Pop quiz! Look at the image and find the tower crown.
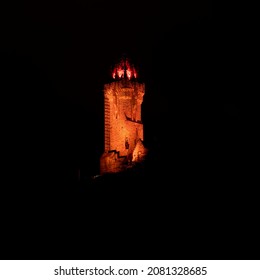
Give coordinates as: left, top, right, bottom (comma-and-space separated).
112, 56, 137, 80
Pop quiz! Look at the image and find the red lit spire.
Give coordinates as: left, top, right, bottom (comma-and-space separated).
112, 56, 137, 80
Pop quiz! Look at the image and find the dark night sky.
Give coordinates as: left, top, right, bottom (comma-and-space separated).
1, 1, 257, 260
1, 0, 215, 179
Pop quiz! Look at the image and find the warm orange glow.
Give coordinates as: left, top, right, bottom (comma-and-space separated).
100, 57, 147, 175
112, 57, 137, 80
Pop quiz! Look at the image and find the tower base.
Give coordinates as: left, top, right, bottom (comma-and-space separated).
100, 139, 148, 175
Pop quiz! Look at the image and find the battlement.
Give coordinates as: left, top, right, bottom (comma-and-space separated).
104, 79, 145, 101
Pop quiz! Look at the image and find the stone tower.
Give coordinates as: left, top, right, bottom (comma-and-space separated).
100, 57, 148, 174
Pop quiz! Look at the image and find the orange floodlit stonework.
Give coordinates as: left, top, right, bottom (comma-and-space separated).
100, 57, 148, 174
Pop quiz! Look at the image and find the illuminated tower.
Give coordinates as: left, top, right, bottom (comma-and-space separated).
100, 57, 148, 174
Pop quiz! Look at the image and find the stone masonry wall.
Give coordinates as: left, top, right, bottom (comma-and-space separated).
100, 78, 145, 174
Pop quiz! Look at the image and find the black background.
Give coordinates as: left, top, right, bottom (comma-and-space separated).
0, 0, 257, 260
